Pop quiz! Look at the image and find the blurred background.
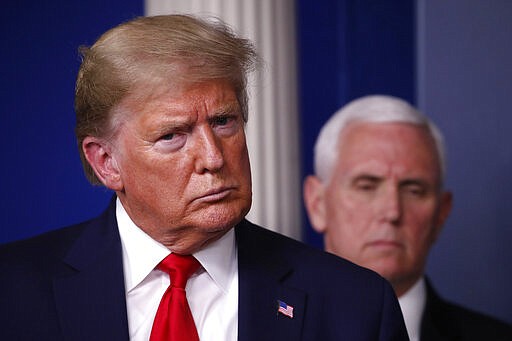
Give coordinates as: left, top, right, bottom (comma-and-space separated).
1, 0, 510, 325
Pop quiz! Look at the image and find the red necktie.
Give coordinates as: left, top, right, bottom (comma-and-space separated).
150, 253, 201, 341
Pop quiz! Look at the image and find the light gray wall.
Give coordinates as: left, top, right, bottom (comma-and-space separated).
417, 0, 512, 324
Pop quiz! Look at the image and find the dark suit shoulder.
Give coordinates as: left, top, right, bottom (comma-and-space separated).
0, 201, 127, 341
422, 279, 512, 341
236, 220, 409, 340
236, 219, 383, 280
0, 200, 117, 272
0, 222, 88, 273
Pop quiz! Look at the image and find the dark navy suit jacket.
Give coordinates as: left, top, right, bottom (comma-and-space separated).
420, 278, 512, 341
0, 201, 408, 340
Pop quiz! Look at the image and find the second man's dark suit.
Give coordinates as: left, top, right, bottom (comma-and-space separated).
421, 278, 512, 340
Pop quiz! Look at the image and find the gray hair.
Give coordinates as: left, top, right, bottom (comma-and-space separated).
314, 95, 446, 184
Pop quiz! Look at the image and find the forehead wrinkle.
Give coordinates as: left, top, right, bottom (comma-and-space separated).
201, 87, 240, 112
344, 158, 390, 178
348, 160, 441, 194
343, 155, 435, 182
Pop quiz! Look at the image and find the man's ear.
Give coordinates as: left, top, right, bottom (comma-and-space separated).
432, 190, 453, 241
82, 136, 123, 191
303, 175, 328, 233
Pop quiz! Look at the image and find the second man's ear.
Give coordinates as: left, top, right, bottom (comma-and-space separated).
303, 175, 328, 233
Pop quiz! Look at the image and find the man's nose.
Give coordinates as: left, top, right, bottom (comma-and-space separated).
194, 127, 224, 173
378, 186, 403, 225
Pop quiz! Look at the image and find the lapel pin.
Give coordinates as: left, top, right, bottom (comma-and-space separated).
277, 300, 294, 318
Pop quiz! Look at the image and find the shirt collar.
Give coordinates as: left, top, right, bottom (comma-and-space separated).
398, 277, 427, 341
194, 227, 237, 294
116, 198, 237, 294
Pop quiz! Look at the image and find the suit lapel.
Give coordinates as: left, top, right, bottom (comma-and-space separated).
53, 200, 129, 341
236, 220, 306, 341
421, 277, 458, 341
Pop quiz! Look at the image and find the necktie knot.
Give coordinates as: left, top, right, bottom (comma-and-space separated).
150, 253, 200, 341
158, 253, 200, 289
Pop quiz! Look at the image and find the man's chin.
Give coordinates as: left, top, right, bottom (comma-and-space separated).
361, 258, 404, 279
194, 209, 246, 231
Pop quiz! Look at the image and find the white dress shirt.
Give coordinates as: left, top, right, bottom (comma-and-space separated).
398, 277, 427, 341
116, 198, 239, 341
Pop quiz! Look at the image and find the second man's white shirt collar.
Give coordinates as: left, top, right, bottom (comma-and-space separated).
398, 277, 427, 341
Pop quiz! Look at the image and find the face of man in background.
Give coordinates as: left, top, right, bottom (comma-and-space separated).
84, 79, 252, 253
304, 122, 452, 296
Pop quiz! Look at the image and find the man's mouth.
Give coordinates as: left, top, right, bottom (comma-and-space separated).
195, 187, 234, 203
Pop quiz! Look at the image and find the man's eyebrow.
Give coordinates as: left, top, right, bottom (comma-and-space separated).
399, 178, 430, 187
348, 174, 383, 186
211, 103, 241, 116
401, 178, 423, 184
352, 174, 382, 182
150, 118, 193, 135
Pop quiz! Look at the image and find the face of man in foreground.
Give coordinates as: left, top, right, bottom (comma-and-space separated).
304, 122, 452, 296
84, 79, 252, 253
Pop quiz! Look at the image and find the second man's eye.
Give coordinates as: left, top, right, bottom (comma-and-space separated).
403, 185, 427, 197
353, 177, 380, 192
356, 182, 377, 191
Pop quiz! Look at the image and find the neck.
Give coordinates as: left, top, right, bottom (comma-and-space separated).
158, 228, 230, 254
392, 275, 423, 297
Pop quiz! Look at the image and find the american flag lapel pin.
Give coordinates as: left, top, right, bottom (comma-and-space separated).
277, 300, 294, 318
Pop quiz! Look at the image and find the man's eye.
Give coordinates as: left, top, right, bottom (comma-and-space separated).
212, 114, 241, 137
214, 116, 231, 126
403, 185, 426, 197
160, 133, 175, 141
354, 181, 377, 191
155, 132, 187, 152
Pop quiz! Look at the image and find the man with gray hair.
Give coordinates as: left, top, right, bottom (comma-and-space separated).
304, 95, 512, 340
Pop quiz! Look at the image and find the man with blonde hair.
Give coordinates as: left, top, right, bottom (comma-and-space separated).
0, 16, 408, 340
304, 94, 512, 340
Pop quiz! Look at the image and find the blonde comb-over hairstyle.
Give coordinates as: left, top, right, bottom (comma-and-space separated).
75, 14, 259, 185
